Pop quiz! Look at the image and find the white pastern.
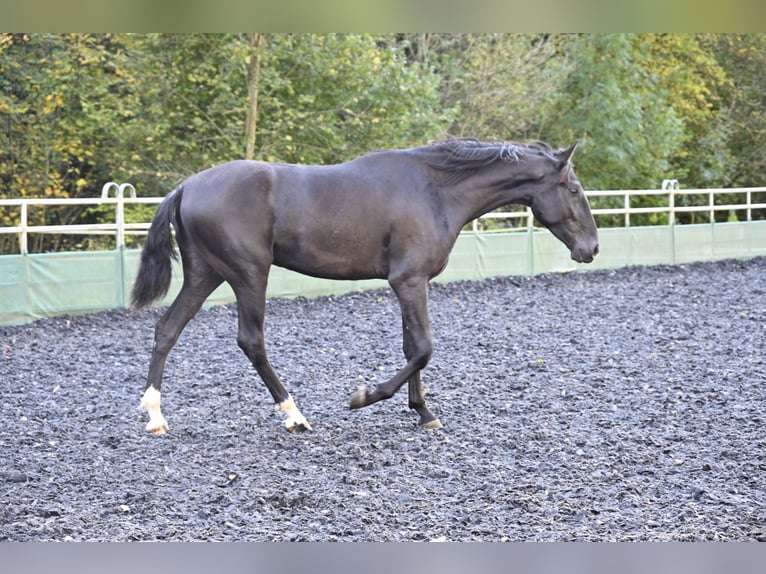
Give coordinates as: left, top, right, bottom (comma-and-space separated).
277, 394, 312, 432
141, 386, 169, 434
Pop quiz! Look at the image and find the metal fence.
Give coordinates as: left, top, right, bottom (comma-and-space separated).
3, 182, 766, 326
470, 180, 766, 233
2, 181, 765, 254
0, 183, 163, 254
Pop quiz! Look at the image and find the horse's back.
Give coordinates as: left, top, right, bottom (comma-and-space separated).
173, 153, 449, 281
180, 151, 424, 212
181, 160, 273, 207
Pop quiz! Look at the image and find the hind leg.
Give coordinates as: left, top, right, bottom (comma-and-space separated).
232, 269, 311, 433
142, 257, 223, 434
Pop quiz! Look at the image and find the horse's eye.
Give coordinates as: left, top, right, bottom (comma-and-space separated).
569, 187, 579, 194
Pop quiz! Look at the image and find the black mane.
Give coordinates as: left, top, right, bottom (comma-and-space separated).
426, 138, 555, 185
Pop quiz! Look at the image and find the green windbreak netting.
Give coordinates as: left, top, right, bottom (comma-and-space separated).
3, 221, 766, 326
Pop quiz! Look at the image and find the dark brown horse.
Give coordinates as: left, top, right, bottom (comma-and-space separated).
131, 139, 599, 434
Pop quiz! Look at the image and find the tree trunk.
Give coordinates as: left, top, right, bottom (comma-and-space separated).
245, 33, 262, 160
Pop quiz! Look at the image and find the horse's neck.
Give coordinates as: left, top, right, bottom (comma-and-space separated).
448, 174, 533, 229
410, 145, 539, 231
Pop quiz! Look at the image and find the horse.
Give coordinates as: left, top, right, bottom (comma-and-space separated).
130, 138, 599, 434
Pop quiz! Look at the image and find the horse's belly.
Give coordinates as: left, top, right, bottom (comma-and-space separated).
273, 237, 388, 281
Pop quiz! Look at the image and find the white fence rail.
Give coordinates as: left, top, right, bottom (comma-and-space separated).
0, 183, 163, 254
2, 182, 766, 255
471, 181, 766, 232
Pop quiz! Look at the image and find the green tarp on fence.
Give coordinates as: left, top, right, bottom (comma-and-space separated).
2, 221, 766, 326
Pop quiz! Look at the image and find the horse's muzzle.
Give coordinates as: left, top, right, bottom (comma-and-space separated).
571, 242, 599, 264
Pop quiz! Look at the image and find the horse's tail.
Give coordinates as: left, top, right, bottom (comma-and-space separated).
130, 185, 184, 310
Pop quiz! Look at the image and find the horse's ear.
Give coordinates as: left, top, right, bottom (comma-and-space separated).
556, 143, 577, 183
557, 142, 578, 168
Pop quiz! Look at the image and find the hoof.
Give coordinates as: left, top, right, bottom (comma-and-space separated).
349, 385, 368, 409
286, 421, 312, 434
278, 394, 312, 433
145, 420, 169, 435
141, 387, 168, 435
420, 417, 443, 430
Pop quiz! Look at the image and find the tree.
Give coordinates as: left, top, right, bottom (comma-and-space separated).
641, 34, 731, 188
250, 34, 454, 165
4, 33, 766, 253
708, 34, 766, 188
544, 34, 687, 194
121, 33, 453, 180
0, 33, 143, 251
244, 33, 262, 160
435, 33, 572, 142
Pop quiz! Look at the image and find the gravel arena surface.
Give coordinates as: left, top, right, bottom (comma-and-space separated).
1, 257, 765, 541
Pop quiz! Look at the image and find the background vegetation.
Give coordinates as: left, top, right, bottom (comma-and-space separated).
2, 33, 766, 252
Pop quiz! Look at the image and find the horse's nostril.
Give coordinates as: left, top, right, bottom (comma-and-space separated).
593, 243, 600, 256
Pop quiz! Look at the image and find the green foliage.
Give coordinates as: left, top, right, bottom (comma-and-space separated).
706, 34, 766, 189
0, 33, 144, 252
543, 34, 687, 191
252, 34, 454, 164
2, 32, 766, 252
644, 34, 732, 187
119, 33, 453, 183
434, 33, 572, 142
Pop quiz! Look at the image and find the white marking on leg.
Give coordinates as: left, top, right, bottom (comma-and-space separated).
277, 394, 312, 432
141, 387, 169, 434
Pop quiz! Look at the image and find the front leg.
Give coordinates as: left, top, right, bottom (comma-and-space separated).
407, 370, 442, 429
401, 297, 442, 427
277, 394, 313, 433
350, 275, 439, 428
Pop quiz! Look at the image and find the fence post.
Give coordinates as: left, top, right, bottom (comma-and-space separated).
662, 180, 679, 225
19, 203, 28, 255
101, 182, 136, 307
662, 179, 679, 265
101, 182, 136, 249
526, 206, 534, 276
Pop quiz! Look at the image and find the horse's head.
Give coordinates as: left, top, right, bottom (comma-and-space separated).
529, 143, 599, 263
